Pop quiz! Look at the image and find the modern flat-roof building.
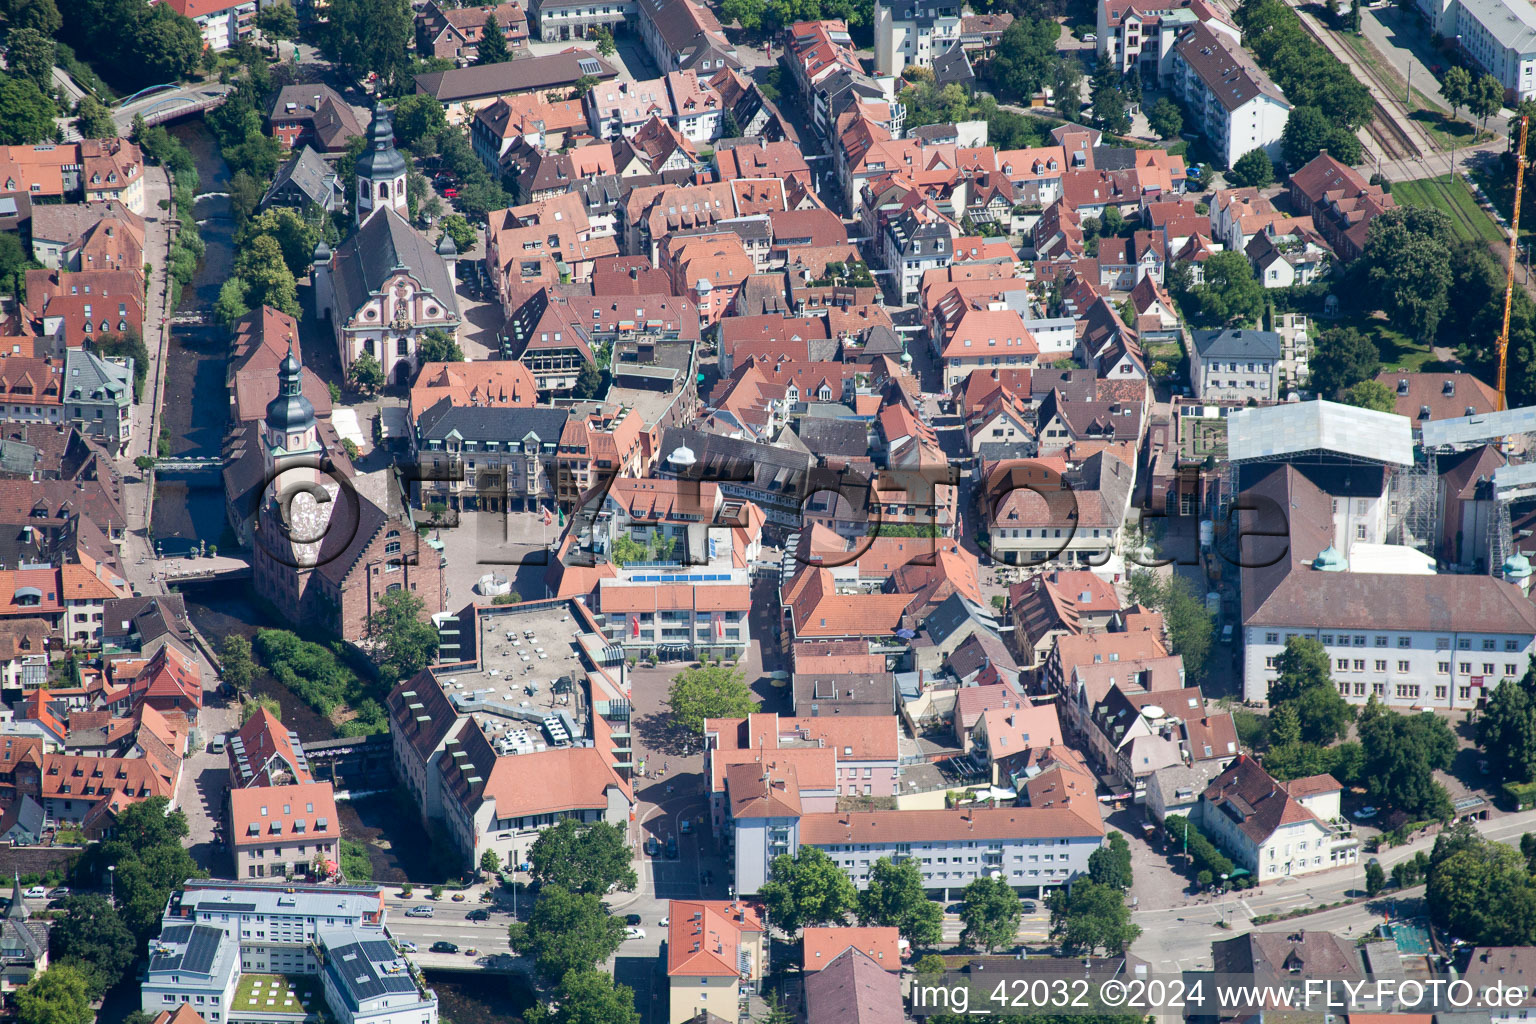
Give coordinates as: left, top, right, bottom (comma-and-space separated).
1454, 0, 1536, 102
142, 882, 429, 1024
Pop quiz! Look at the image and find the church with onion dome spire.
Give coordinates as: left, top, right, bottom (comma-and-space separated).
313, 103, 463, 388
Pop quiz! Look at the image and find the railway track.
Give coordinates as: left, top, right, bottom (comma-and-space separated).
1286, 2, 1425, 163
1367, 98, 1419, 162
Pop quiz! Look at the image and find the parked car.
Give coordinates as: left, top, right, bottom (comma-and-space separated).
406, 905, 434, 918
397, 941, 418, 953
466, 908, 490, 921
430, 941, 459, 953
679, 818, 692, 835
665, 835, 678, 859
625, 914, 643, 926
625, 927, 646, 939
47, 888, 69, 900
443, 187, 459, 199
1356, 806, 1379, 819
23, 887, 45, 900
645, 836, 659, 857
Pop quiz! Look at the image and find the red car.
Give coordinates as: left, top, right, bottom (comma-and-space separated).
443, 187, 459, 198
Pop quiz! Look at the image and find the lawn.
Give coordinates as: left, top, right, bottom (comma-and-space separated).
1329, 310, 1442, 372
1391, 176, 1506, 244
232, 974, 323, 1017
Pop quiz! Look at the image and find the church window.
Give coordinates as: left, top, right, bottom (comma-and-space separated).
379, 182, 389, 198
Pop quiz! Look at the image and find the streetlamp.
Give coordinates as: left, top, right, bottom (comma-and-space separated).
108, 864, 116, 907
1220, 874, 1230, 926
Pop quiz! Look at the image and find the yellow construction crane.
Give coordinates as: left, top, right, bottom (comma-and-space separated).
1499, 114, 1530, 411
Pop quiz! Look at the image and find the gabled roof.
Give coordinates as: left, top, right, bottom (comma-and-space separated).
329, 208, 460, 324
803, 947, 906, 1024
666, 900, 763, 977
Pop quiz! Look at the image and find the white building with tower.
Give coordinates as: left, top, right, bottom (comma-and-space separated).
314, 104, 464, 386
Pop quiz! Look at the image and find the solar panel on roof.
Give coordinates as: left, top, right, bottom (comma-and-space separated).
159, 925, 193, 943
360, 940, 396, 962
182, 926, 222, 975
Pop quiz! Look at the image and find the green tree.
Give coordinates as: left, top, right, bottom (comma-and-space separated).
240, 207, 322, 280
527, 970, 640, 1024
1363, 205, 1456, 342
1148, 97, 1183, 139
480, 850, 501, 876
1364, 859, 1385, 895
526, 819, 639, 895
322, 0, 414, 89
507, 885, 626, 981
595, 26, 616, 57
348, 351, 385, 395
214, 277, 252, 329
1282, 106, 1333, 166
721, 0, 768, 30
1471, 73, 1504, 127
1478, 666, 1536, 784
367, 588, 440, 683
220, 634, 256, 695
1088, 831, 1133, 890
1050, 880, 1140, 955
665, 664, 760, 734
986, 16, 1060, 102
48, 895, 134, 999
14, 965, 92, 1024
760, 846, 857, 933
233, 234, 301, 318
1426, 828, 1536, 945
1269, 637, 1355, 744
1357, 697, 1456, 820
1441, 65, 1473, 121
138, 3, 204, 82
1190, 251, 1265, 327
857, 857, 943, 947
73, 95, 116, 140
0, 71, 57, 145
5, 27, 53, 89
476, 12, 510, 64
959, 875, 1022, 953
417, 327, 464, 364
1088, 62, 1130, 133
394, 92, 449, 156
573, 360, 605, 400
1227, 148, 1275, 188
2, 0, 61, 35
1049, 57, 1084, 116
437, 212, 476, 253
1344, 378, 1397, 412
256, 0, 297, 37
1309, 326, 1381, 398
241, 695, 282, 724
1144, 573, 1214, 680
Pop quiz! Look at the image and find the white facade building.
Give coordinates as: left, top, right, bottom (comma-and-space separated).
874, 0, 964, 75
1454, 0, 1536, 102
1169, 23, 1290, 168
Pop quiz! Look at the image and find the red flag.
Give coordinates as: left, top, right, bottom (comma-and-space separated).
716, 613, 724, 639
542, 508, 553, 526
631, 615, 640, 638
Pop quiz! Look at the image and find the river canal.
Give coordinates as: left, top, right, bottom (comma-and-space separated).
147, 121, 532, 1024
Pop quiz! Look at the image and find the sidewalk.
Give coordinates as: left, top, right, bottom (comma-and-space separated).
117, 162, 177, 598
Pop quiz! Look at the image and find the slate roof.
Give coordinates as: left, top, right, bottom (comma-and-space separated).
1192, 327, 1281, 359
329, 208, 460, 324
416, 402, 568, 446
1174, 23, 1289, 112
415, 51, 619, 102
262, 146, 342, 210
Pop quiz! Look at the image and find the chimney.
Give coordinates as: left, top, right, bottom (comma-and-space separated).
1397, 379, 1409, 395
